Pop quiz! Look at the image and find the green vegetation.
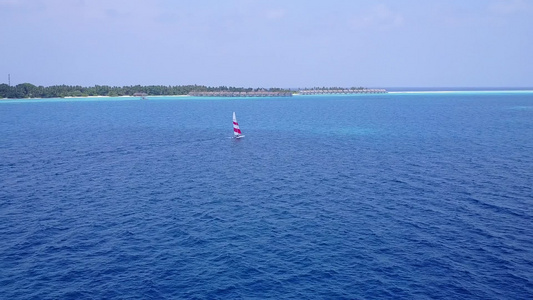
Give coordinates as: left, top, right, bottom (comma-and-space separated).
0, 83, 293, 99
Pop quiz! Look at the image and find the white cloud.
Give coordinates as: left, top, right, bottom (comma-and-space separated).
488, 0, 531, 15
265, 8, 286, 20
0, 0, 45, 13
348, 4, 404, 31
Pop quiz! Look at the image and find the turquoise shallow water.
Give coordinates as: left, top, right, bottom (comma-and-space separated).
1, 92, 532, 299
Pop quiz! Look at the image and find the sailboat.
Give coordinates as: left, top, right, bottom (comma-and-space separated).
233, 112, 245, 139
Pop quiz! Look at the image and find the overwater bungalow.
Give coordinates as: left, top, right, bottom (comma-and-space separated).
298, 89, 387, 95
188, 91, 292, 97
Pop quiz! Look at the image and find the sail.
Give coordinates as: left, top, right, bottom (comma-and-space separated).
233, 112, 243, 137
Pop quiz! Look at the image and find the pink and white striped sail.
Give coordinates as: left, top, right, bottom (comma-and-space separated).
233, 112, 244, 138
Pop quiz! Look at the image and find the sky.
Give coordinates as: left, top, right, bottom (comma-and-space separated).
1, 0, 532, 88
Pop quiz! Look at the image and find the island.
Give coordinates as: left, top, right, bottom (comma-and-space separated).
0, 83, 386, 99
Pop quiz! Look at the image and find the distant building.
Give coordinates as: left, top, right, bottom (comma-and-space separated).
188, 91, 292, 97
133, 92, 148, 99
298, 88, 387, 95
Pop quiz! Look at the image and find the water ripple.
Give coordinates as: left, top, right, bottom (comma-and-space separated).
1, 95, 532, 299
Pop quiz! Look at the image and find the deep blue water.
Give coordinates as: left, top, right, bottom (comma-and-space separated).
1, 92, 532, 299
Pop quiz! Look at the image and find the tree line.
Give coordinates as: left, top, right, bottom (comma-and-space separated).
0, 83, 292, 99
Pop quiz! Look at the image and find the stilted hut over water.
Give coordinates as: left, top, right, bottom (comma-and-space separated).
188, 91, 292, 97
298, 89, 387, 95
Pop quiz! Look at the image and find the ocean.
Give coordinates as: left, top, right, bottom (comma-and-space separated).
1, 92, 532, 299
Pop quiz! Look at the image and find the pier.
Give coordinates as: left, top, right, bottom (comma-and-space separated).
188, 91, 292, 97
298, 88, 387, 95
